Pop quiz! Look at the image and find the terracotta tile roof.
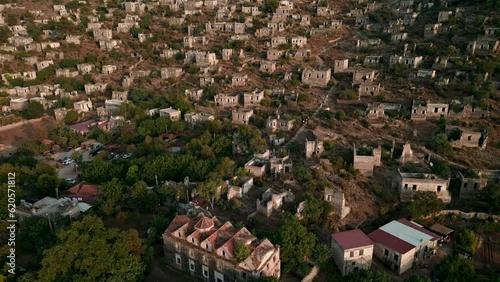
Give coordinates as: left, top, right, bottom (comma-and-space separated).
164, 214, 279, 272
195, 215, 215, 230
332, 229, 373, 250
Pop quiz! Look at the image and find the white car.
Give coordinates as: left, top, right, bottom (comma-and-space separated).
62, 158, 74, 165
66, 178, 77, 184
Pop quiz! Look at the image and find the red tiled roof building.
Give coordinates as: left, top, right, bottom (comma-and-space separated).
163, 213, 281, 281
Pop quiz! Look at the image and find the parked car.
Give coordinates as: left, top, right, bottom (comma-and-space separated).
112, 154, 121, 160
66, 178, 77, 185
62, 158, 74, 165
58, 156, 71, 163
122, 153, 132, 159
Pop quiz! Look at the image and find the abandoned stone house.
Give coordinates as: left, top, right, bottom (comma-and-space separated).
167, 17, 185, 26
260, 61, 277, 73
102, 65, 117, 75
267, 22, 286, 32
99, 40, 120, 51
305, 140, 324, 158
185, 88, 204, 101
365, 103, 386, 119
160, 107, 182, 121
221, 49, 233, 60
9, 98, 28, 111
397, 170, 451, 203
93, 29, 113, 41
184, 112, 215, 126
243, 90, 264, 107
77, 63, 94, 74
410, 100, 449, 121
416, 69, 436, 79
74, 99, 93, 113
255, 27, 275, 37
437, 10, 452, 22
244, 151, 270, 177
363, 56, 382, 66
161, 68, 184, 79
334, 59, 349, 73
242, 6, 260, 16
432, 56, 448, 70
266, 115, 295, 132
231, 74, 248, 87
359, 82, 382, 97
232, 109, 253, 125
448, 103, 489, 119
35, 60, 54, 71
183, 36, 207, 48
84, 83, 107, 95
391, 32, 408, 43
294, 49, 310, 60
117, 22, 138, 33
267, 49, 285, 61
163, 214, 281, 282
257, 188, 295, 217
86, 22, 103, 31
324, 188, 350, 219
111, 91, 128, 101
352, 69, 376, 84
290, 36, 307, 47
206, 22, 245, 34
124, 1, 146, 13
8, 36, 33, 47
467, 39, 499, 55
389, 55, 423, 69
459, 170, 500, 199
214, 94, 238, 108
54, 107, 68, 121
302, 68, 331, 87
446, 126, 488, 149
104, 99, 124, 113
353, 145, 382, 176
270, 36, 288, 48
269, 155, 293, 177
424, 23, 449, 39
227, 177, 254, 200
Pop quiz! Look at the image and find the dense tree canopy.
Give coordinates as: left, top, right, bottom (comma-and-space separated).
347, 268, 390, 282
438, 256, 476, 282
38, 216, 146, 282
276, 215, 316, 273
405, 191, 443, 219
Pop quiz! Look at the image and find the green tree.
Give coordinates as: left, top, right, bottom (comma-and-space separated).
405, 191, 443, 220
18, 216, 60, 259
0, 26, 12, 43
234, 242, 251, 262
277, 215, 316, 273
478, 182, 500, 214
432, 133, 453, 155
312, 243, 332, 267
455, 229, 480, 253
347, 268, 390, 282
96, 178, 126, 215
431, 160, 451, 178
404, 275, 431, 282
23, 101, 45, 119
438, 256, 476, 282
300, 195, 333, 226
197, 179, 221, 210
64, 111, 79, 124
128, 181, 159, 212
294, 166, 313, 183
38, 216, 145, 282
